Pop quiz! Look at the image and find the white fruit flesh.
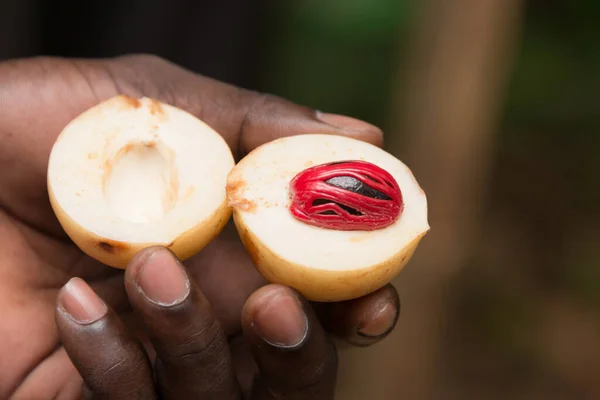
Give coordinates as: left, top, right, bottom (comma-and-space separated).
48, 95, 234, 268
227, 134, 429, 302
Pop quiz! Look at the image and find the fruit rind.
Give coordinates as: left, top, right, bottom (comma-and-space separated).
233, 209, 426, 302
49, 184, 231, 269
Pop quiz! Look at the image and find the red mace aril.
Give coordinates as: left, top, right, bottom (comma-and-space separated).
288, 160, 404, 231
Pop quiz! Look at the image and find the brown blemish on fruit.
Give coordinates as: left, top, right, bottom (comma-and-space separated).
98, 240, 128, 253
227, 178, 246, 194
234, 199, 256, 213
88, 152, 98, 160
120, 140, 157, 154
149, 98, 164, 116
227, 179, 256, 213
122, 95, 141, 109
102, 140, 156, 174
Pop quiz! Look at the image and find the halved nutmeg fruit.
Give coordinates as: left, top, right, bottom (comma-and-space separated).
47, 95, 235, 269
227, 134, 429, 302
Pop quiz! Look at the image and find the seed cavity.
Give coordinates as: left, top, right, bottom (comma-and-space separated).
103, 140, 179, 224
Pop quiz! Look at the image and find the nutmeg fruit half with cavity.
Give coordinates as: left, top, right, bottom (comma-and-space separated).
227, 134, 429, 302
47, 95, 235, 269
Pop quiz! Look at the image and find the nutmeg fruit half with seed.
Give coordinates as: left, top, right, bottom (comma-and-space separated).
47, 95, 235, 269
227, 134, 429, 302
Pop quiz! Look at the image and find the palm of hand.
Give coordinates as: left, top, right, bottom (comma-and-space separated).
1, 219, 262, 398
0, 57, 265, 398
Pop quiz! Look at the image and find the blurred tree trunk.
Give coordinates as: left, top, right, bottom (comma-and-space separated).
335, 0, 523, 399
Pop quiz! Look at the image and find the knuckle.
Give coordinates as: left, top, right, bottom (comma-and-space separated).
245, 91, 289, 115
161, 319, 228, 368
271, 341, 339, 397
98, 350, 147, 381
237, 90, 301, 140
107, 53, 179, 102
114, 53, 168, 66
98, 358, 128, 378
309, 342, 339, 383
85, 349, 151, 396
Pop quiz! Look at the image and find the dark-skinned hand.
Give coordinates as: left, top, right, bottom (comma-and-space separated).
0, 55, 401, 400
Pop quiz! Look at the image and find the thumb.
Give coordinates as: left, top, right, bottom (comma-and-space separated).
240, 102, 384, 156
106, 54, 383, 158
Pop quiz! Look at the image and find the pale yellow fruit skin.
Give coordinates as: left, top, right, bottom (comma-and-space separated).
232, 208, 428, 302
48, 183, 231, 269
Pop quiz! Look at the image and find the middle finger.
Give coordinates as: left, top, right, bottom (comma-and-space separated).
124, 246, 241, 400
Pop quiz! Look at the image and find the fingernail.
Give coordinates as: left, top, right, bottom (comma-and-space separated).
357, 301, 398, 338
135, 248, 190, 306
59, 278, 107, 324
253, 289, 308, 348
316, 111, 382, 133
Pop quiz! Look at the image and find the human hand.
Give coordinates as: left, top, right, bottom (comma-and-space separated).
56, 246, 401, 399
0, 55, 400, 399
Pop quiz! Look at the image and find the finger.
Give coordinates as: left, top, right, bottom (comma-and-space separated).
124, 246, 241, 400
237, 98, 384, 155
242, 285, 338, 400
317, 284, 401, 347
55, 277, 156, 400
107, 54, 384, 156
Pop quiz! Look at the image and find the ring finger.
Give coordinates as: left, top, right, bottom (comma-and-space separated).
56, 278, 157, 400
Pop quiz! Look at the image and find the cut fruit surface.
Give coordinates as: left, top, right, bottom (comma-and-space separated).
47, 95, 234, 268
227, 134, 429, 302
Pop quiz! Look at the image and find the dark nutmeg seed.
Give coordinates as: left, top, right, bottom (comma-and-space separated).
325, 176, 392, 200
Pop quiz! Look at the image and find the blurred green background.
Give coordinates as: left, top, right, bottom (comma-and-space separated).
255, 1, 600, 399
258, 0, 414, 126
